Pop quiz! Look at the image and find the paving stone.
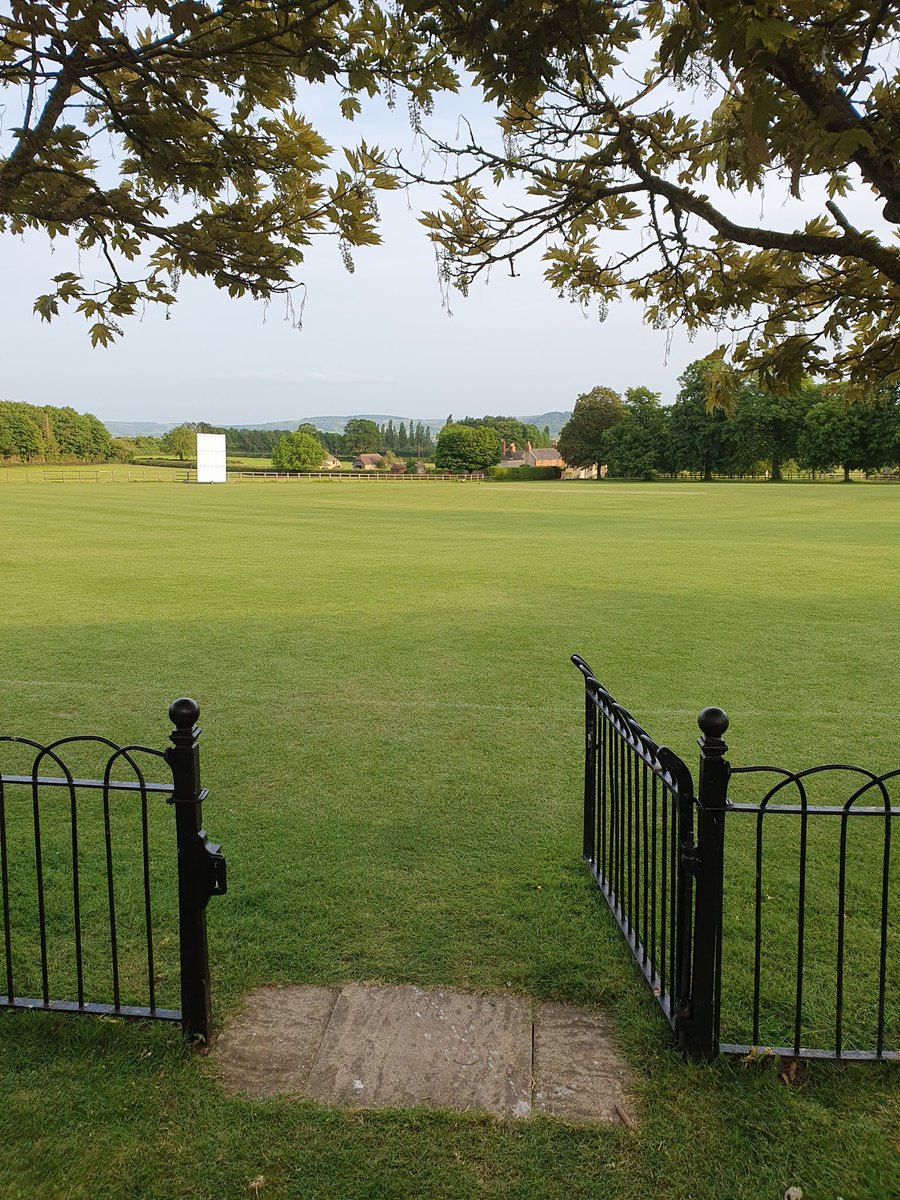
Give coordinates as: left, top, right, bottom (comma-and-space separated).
533, 1001, 636, 1125
305, 984, 533, 1118
214, 984, 338, 1097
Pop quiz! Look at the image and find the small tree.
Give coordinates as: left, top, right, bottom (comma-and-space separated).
435, 423, 501, 472
557, 387, 625, 470
161, 424, 197, 462
272, 431, 327, 471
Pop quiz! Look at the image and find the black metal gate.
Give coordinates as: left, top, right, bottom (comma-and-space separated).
573, 655, 898, 1063
0, 699, 226, 1042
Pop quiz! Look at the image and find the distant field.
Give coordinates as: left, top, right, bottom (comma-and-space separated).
0, 481, 897, 1200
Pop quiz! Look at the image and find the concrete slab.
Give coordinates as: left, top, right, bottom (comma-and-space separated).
214, 984, 338, 1097
533, 1001, 636, 1124
212, 984, 636, 1126
305, 984, 533, 1118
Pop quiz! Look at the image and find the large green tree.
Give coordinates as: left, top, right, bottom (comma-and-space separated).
557, 387, 625, 469
272, 430, 327, 471
344, 418, 383, 455
602, 387, 669, 479
668, 363, 730, 480
414, 1, 900, 396
798, 387, 900, 480
434, 422, 501, 471
0, 1, 452, 343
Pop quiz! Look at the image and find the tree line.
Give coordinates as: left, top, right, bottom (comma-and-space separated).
0, 400, 112, 463
558, 363, 900, 482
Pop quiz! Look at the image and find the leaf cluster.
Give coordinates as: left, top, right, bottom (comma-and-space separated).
409, 1, 900, 395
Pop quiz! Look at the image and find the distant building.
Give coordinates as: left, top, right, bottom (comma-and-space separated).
524, 445, 564, 468
562, 463, 600, 480
352, 453, 383, 470
500, 440, 565, 470
322, 453, 342, 470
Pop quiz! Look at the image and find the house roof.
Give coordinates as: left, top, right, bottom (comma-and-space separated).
354, 453, 383, 465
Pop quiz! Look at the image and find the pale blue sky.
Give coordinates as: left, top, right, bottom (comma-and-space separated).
0, 77, 884, 426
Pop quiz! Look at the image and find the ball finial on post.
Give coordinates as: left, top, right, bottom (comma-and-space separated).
697, 707, 729, 739
169, 697, 200, 729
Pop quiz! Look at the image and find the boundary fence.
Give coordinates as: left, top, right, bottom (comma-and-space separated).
0, 700, 225, 1042
572, 655, 898, 1062
0, 468, 484, 484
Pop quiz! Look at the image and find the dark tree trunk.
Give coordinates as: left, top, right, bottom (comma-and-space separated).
771, 454, 782, 481
843, 464, 851, 482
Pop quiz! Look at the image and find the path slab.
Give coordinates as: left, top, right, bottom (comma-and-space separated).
306, 984, 533, 1118
214, 984, 338, 1097
533, 1001, 635, 1124
213, 983, 636, 1126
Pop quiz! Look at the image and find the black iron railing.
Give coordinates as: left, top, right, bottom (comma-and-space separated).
721, 763, 898, 1061
572, 656, 898, 1063
572, 654, 697, 1045
0, 699, 225, 1042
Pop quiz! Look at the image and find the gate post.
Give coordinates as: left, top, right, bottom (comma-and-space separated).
583, 684, 597, 863
165, 698, 225, 1044
684, 706, 730, 1061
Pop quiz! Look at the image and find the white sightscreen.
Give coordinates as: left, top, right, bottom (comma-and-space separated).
196, 433, 227, 483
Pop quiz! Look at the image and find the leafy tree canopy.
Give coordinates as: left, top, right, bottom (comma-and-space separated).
557, 386, 625, 468
344, 418, 383, 455
0, 399, 111, 462
272, 429, 327, 471
0, 1, 455, 344
413, 1, 900, 396
160, 423, 198, 461
434, 422, 501, 471
7, 0, 900, 398
459, 415, 547, 447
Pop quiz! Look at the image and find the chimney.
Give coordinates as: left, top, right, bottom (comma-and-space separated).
526, 441, 532, 452
501, 439, 506, 456
510, 441, 517, 454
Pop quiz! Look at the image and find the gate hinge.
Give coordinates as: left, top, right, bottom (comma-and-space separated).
681, 842, 700, 875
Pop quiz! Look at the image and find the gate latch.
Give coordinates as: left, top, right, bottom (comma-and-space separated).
199, 832, 227, 901
681, 841, 700, 875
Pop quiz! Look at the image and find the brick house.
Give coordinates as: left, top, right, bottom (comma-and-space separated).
499, 440, 565, 469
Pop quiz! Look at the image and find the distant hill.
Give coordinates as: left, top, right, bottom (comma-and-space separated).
104, 412, 572, 439
105, 420, 178, 437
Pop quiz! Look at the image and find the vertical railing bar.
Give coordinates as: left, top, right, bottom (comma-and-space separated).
794, 801, 809, 1056
753, 811, 764, 1047
598, 715, 607, 881
835, 811, 849, 1056
31, 774, 49, 1004
660, 783, 668, 1005
642, 760, 650, 964
102, 774, 121, 1010
619, 726, 626, 915
583, 688, 596, 865
614, 724, 619, 902
650, 771, 658, 974
875, 810, 891, 1057
68, 777, 84, 1007
138, 770, 156, 1013
626, 746, 633, 933
669, 786, 677, 1019
0, 778, 13, 999
633, 754, 641, 952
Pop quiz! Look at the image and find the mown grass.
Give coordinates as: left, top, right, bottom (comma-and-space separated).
0, 480, 897, 1200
